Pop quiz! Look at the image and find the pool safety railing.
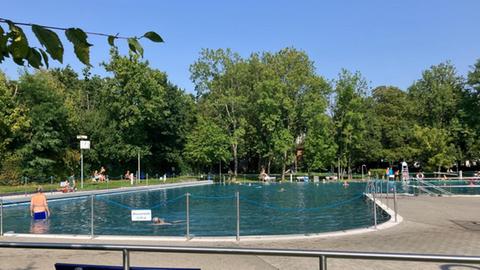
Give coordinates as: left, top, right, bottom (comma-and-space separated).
0, 242, 479, 270
0, 187, 388, 240
421, 179, 453, 195
365, 180, 399, 224
411, 179, 454, 196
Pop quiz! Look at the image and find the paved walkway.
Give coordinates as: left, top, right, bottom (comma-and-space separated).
0, 196, 479, 269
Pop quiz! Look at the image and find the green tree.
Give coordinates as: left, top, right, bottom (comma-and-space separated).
15, 71, 71, 179
408, 62, 464, 128
301, 84, 336, 171
461, 59, 480, 160
371, 86, 415, 163
184, 117, 231, 172
0, 71, 31, 184
190, 48, 248, 178
412, 125, 456, 171
407, 62, 465, 169
331, 70, 369, 179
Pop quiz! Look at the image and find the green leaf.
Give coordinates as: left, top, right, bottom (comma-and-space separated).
0, 26, 5, 62
128, 38, 143, 57
0, 34, 7, 53
12, 57, 24, 65
65, 28, 92, 46
143, 31, 164, 43
31, 24, 64, 63
7, 22, 29, 60
65, 28, 92, 66
39, 48, 49, 68
73, 44, 91, 66
108, 35, 115, 46
27, 47, 42, 69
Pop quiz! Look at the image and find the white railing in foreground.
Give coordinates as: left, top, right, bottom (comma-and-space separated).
0, 242, 479, 270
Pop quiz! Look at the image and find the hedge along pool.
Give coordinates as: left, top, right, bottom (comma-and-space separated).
2, 182, 390, 237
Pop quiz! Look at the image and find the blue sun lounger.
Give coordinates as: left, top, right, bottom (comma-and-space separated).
55, 263, 200, 270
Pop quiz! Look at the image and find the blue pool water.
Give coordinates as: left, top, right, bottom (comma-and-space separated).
3, 183, 389, 237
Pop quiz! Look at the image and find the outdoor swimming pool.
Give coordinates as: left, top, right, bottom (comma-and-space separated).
2, 182, 390, 237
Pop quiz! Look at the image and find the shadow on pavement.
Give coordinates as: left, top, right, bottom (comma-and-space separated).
440, 264, 480, 270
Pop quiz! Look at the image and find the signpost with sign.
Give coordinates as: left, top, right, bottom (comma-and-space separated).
131, 209, 152, 221
77, 135, 89, 189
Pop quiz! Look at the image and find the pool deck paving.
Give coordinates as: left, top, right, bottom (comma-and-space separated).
0, 189, 479, 269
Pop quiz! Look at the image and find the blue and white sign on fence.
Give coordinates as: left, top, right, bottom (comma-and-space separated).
131, 209, 152, 221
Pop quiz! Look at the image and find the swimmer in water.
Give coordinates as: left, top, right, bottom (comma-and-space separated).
152, 217, 185, 225
279, 188, 285, 192
343, 181, 349, 187
152, 217, 171, 225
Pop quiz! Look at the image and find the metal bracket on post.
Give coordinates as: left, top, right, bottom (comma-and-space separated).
319, 255, 327, 270
123, 249, 130, 270
373, 188, 377, 229
236, 191, 240, 241
90, 195, 94, 239
386, 181, 390, 208
394, 186, 398, 223
0, 198, 3, 236
186, 193, 190, 240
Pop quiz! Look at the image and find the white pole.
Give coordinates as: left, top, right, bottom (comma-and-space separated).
373, 188, 377, 229
394, 186, 398, 223
137, 151, 140, 183
236, 191, 240, 241
186, 193, 190, 240
81, 149, 84, 189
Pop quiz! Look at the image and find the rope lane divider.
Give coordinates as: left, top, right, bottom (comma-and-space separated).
96, 194, 186, 210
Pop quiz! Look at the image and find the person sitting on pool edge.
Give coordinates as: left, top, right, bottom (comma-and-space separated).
30, 186, 50, 220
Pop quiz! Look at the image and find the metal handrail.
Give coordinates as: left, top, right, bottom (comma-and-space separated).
0, 242, 479, 270
418, 179, 453, 195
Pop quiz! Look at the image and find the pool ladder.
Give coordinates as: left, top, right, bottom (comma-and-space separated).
416, 179, 453, 196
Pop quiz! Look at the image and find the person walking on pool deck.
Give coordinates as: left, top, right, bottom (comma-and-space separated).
30, 186, 50, 220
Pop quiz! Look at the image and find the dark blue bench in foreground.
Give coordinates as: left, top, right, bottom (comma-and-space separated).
55, 263, 200, 270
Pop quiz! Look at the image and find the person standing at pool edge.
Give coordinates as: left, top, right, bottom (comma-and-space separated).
30, 186, 50, 220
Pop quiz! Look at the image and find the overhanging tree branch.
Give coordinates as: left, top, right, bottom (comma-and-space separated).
0, 17, 164, 68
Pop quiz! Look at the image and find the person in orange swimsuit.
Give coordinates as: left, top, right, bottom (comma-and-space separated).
30, 186, 50, 220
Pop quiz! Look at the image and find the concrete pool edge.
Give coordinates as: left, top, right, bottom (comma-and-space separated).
2, 192, 403, 242
1, 180, 213, 205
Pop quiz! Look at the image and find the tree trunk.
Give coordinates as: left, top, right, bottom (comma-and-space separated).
232, 143, 238, 179
219, 160, 222, 182
348, 154, 352, 180
281, 150, 287, 181
267, 156, 271, 175
337, 157, 341, 180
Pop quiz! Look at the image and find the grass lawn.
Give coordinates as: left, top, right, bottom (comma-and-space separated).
0, 176, 200, 196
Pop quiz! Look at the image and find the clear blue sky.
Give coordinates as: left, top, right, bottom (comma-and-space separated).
2, 0, 479, 92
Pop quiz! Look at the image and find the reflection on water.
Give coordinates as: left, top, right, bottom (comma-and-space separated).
30, 219, 50, 234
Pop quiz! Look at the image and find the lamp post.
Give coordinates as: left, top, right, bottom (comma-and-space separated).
361, 164, 367, 181
77, 135, 90, 189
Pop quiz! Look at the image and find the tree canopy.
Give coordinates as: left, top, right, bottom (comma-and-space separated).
1, 45, 480, 183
